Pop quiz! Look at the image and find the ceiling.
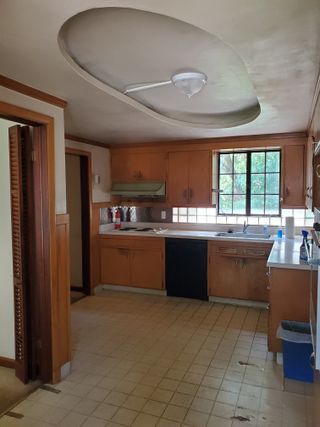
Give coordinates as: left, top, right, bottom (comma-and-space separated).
0, 1, 320, 144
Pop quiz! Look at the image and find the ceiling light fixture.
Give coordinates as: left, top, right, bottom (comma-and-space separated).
124, 71, 208, 98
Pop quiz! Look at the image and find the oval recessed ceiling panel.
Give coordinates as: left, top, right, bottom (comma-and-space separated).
59, 7, 260, 129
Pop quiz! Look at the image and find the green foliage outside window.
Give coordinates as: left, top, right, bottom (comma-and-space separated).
218, 150, 281, 216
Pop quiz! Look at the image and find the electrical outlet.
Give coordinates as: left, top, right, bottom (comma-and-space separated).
161, 211, 166, 220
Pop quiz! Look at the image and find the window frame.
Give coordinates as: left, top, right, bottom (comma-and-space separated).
217, 149, 281, 217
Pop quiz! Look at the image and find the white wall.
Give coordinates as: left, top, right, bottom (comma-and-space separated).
0, 119, 21, 358
65, 139, 111, 203
0, 87, 66, 359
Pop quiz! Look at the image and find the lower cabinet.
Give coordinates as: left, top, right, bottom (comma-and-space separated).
208, 241, 272, 302
100, 236, 164, 290
268, 268, 313, 352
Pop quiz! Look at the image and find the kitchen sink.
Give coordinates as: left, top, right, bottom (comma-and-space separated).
216, 231, 270, 239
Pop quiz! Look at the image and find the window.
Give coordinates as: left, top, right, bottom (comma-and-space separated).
218, 150, 281, 216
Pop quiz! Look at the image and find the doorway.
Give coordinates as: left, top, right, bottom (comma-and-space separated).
65, 148, 91, 298
0, 117, 49, 413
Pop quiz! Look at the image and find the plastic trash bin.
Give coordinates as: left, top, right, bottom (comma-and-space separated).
277, 320, 314, 383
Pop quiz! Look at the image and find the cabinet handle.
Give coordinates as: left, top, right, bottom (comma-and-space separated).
189, 188, 193, 199
285, 187, 290, 197
243, 249, 266, 257
119, 248, 129, 256
316, 164, 320, 178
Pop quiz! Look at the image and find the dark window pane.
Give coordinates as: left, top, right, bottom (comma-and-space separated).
219, 174, 233, 194
233, 195, 246, 214
219, 195, 233, 214
234, 174, 246, 194
251, 152, 265, 173
265, 195, 279, 215
266, 151, 280, 173
234, 153, 247, 173
266, 173, 280, 194
251, 174, 265, 194
220, 153, 233, 174
251, 195, 265, 214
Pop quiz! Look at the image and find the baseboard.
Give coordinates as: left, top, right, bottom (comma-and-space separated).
96, 284, 167, 296
209, 296, 269, 309
0, 356, 15, 369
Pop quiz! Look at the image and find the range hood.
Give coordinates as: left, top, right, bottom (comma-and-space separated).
111, 181, 166, 198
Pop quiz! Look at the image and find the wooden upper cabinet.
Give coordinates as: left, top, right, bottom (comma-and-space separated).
167, 151, 189, 205
111, 151, 166, 182
167, 150, 211, 206
282, 144, 306, 208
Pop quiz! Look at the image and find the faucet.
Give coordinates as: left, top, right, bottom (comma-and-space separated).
243, 221, 249, 233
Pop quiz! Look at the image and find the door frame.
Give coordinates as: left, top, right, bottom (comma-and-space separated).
0, 101, 56, 383
65, 147, 92, 295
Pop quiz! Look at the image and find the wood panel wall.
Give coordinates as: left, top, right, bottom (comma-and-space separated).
52, 214, 70, 383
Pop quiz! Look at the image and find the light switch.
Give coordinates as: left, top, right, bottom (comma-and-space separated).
161, 211, 166, 220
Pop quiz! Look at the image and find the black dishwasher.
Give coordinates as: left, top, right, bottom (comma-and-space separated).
165, 238, 208, 300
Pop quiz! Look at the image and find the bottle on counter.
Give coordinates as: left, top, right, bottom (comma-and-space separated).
114, 208, 121, 230
277, 227, 283, 239
299, 230, 309, 261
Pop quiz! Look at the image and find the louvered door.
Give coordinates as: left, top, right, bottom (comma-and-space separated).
9, 125, 30, 383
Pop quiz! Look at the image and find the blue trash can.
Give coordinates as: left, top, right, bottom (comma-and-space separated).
277, 320, 314, 383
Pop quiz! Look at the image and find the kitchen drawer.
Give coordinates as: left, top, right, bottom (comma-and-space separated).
131, 237, 164, 250
100, 236, 132, 249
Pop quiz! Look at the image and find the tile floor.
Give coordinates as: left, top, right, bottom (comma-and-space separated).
0, 367, 39, 416
0, 290, 318, 426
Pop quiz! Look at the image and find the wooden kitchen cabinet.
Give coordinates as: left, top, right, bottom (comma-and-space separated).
100, 247, 130, 285
268, 268, 313, 353
111, 151, 166, 182
131, 249, 163, 289
100, 236, 164, 290
208, 241, 272, 302
282, 144, 306, 208
167, 150, 211, 206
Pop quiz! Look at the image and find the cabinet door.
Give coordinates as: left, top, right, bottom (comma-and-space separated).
167, 151, 189, 205
209, 255, 248, 299
100, 247, 130, 285
131, 249, 163, 289
111, 152, 166, 182
188, 151, 211, 206
268, 268, 311, 352
282, 145, 306, 208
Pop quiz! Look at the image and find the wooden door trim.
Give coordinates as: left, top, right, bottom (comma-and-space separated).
0, 100, 57, 383
0, 75, 67, 109
65, 148, 93, 295
65, 134, 109, 149
0, 356, 16, 369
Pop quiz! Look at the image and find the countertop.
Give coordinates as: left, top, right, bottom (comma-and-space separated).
100, 225, 317, 270
267, 237, 316, 270
100, 226, 275, 244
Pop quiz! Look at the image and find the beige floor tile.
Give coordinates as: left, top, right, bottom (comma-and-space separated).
111, 407, 138, 426
162, 404, 188, 423
92, 403, 118, 421
1, 292, 311, 427
216, 390, 239, 406
122, 395, 147, 411
207, 415, 232, 427
131, 413, 158, 427
58, 411, 88, 427
82, 416, 108, 427
156, 419, 181, 427
143, 400, 167, 417
151, 388, 174, 403
104, 391, 127, 407
184, 409, 209, 427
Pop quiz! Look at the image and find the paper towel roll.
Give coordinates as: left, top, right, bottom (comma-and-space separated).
285, 216, 295, 239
